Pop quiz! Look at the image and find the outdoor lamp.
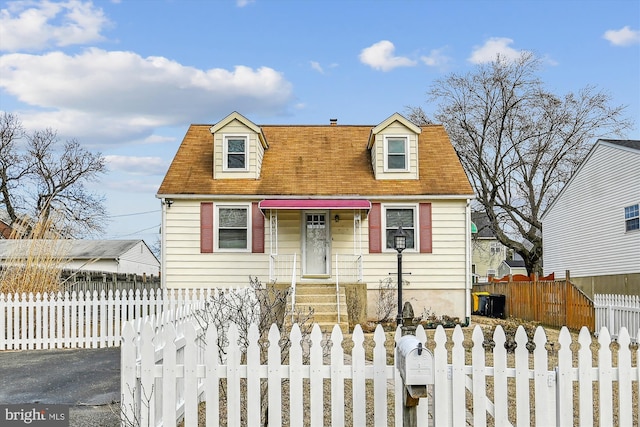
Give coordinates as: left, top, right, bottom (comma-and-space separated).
394, 226, 406, 326
394, 226, 406, 253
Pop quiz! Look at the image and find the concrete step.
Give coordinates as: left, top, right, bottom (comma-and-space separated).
286, 283, 350, 333
294, 285, 341, 295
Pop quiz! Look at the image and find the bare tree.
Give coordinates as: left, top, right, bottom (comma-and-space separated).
407, 53, 633, 275
0, 113, 108, 238
0, 113, 28, 224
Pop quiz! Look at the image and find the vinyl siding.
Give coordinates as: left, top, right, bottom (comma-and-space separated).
164, 200, 268, 288
165, 199, 469, 291
361, 201, 467, 289
472, 239, 508, 278
371, 122, 419, 180
118, 242, 160, 276
213, 119, 261, 179
543, 143, 640, 278
65, 259, 119, 273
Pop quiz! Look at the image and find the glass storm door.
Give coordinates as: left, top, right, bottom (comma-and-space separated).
304, 212, 329, 275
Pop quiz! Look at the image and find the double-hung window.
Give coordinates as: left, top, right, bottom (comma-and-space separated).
217, 205, 249, 250
490, 242, 502, 255
625, 204, 639, 232
385, 136, 408, 171
224, 135, 248, 170
385, 207, 416, 250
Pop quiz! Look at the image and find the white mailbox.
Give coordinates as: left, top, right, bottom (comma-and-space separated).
396, 335, 434, 386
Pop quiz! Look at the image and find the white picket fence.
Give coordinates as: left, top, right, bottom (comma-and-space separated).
121, 317, 640, 427
0, 288, 244, 350
595, 293, 640, 343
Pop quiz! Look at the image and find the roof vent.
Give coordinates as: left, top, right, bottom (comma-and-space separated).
330, 118, 337, 126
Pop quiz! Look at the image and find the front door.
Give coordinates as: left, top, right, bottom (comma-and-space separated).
304, 212, 329, 276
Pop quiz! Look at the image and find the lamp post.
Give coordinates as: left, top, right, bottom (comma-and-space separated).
394, 226, 407, 326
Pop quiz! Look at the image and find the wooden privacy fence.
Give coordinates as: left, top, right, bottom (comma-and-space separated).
0, 287, 248, 350
473, 276, 595, 332
595, 293, 640, 343
122, 316, 639, 427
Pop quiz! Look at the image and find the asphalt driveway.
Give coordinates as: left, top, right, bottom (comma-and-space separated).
0, 347, 121, 426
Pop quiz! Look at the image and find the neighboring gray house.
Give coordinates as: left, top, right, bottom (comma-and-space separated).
0, 239, 160, 276
542, 139, 640, 297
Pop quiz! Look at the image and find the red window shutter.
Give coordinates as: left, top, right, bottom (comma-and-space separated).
200, 202, 214, 253
252, 202, 264, 253
369, 203, 382, 253
419, 203, 432, 253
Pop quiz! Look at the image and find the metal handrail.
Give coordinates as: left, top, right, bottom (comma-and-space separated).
290, 254, 297, 322
335, 254, 341, 324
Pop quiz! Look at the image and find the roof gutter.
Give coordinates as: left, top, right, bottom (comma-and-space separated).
156, 193, 476, 201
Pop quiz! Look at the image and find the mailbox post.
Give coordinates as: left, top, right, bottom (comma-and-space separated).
394, 226, 407, 326
396, 334, 434, 427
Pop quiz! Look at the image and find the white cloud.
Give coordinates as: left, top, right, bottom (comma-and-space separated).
309, 61, 339, 74
468, 37, 525, 64
0, 0, 110, 52
420, 48, 451, 69
142, 135, 176, 144
603, 26, 640, 46
310, 61, 324, 74
103, 178, 162, 194
236, 0, 255, 7
105, 155, 169, 176
0, 48, 294, 143
359, 40, 416, 72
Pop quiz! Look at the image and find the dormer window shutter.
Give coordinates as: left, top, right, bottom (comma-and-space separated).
419, 203, 432, 253
252, 202, 264, 253
200, 202, 214, 253
368, 203, 382, 253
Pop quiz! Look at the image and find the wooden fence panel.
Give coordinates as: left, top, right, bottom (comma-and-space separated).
473, 278, 595, 332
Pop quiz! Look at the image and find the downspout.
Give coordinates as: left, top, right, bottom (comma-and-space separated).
463, 199, 472, 326
160, 198, 167, 289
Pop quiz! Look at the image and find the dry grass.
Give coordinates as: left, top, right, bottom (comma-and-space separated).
0, 215, 69, 294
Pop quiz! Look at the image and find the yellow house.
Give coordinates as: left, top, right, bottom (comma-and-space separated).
157, 112, 474, 328
471, 211, 511, 282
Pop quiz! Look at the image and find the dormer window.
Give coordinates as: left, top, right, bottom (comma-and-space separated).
385, 136, 409, 171
224, 135, 248, 170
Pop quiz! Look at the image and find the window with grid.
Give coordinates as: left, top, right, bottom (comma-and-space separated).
385, 137, 408, 171
625, 204, 639, 232
217, 206, 248, 249
385, 207, 415, 249
224, 135, 247, 170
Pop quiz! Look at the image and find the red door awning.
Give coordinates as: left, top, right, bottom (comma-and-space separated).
258, 199, 371, 210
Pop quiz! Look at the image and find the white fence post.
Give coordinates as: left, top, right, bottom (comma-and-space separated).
595, 293, 640, 343
119, 315, 639, 427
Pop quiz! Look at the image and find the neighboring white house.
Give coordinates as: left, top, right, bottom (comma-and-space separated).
0, 239, 160, 276
542, 139, 640, 297
496, 258, 527, 279
157, 112, 475, 324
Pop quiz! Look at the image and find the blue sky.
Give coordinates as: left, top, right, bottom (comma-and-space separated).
1, 0, 639, 246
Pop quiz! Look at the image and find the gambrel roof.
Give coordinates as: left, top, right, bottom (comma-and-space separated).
157, 121, 473, 197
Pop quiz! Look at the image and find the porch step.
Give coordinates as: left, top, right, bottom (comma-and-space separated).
287, 284, 349, 334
